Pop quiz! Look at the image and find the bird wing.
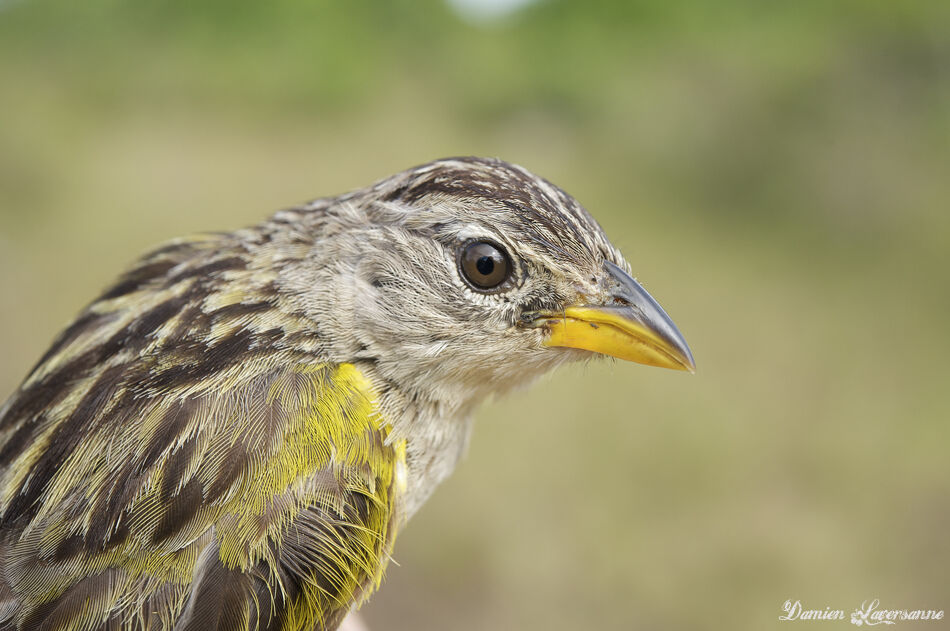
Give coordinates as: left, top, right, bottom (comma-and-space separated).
0, 358, 403, 631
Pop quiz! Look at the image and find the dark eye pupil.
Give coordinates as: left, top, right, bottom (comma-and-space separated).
459, 241, 512, 292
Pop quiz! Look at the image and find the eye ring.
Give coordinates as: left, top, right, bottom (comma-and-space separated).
457, 240, 513, 293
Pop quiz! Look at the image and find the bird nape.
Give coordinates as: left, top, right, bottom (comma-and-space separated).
0, 157, 693, 631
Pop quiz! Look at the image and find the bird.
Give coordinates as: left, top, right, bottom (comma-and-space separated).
0, 157, 694, 631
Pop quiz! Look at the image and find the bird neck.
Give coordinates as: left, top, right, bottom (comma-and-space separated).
357, 361, 478, 523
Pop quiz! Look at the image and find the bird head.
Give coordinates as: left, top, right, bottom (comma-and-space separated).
278, 157, 694, 415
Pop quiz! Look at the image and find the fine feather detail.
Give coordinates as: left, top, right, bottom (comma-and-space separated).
0, 359, 400, 631
0, 230, 401, 630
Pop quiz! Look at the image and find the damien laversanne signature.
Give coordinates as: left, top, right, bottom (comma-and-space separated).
780, 599, 945, 625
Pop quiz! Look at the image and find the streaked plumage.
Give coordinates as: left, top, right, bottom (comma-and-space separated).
0, 157, 693, 630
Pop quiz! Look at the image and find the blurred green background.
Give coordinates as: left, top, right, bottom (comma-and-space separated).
1, 0, 948, 629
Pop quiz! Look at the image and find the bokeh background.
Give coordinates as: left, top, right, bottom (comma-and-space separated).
1, 1, 948, 629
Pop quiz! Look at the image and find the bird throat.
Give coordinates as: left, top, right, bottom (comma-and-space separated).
359, 364, 478, 523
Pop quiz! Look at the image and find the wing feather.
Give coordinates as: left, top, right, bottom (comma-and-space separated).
0, 236, 401, 630
0, 360, 401, 631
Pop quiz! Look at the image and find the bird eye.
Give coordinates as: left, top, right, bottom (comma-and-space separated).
458, 241, 512, 292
